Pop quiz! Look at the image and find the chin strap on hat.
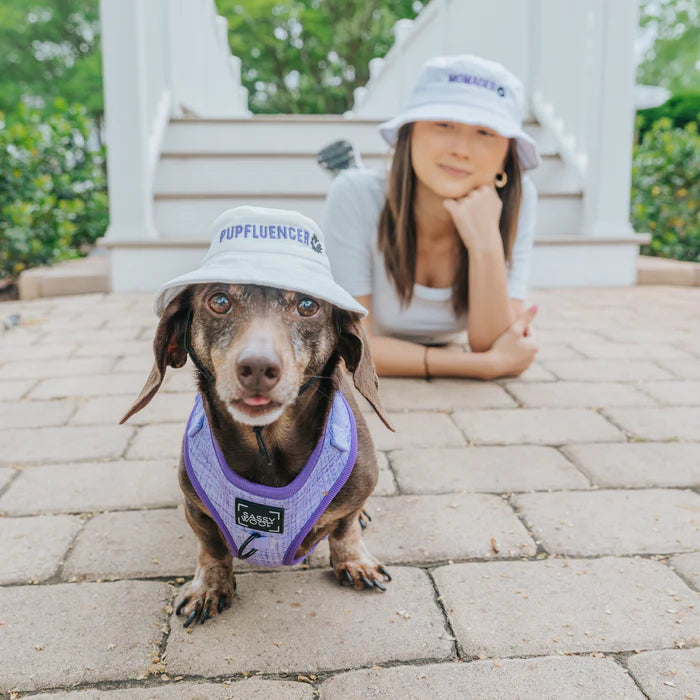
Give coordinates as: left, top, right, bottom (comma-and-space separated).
184, 310, 215, 383
252, 426, 272, 467
251, 375, 318, 468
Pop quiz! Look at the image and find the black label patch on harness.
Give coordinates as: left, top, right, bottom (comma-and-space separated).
235, 498, 284, 533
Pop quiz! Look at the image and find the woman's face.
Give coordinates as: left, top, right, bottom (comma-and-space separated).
410, 121, 510, 199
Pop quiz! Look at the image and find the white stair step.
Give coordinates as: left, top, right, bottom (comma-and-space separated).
154, 192, 582, 239
104, 232, 648, 293
155, 195, 328, 234
535, 195, 583, 235
154, 155, 386, 195
155, 154, 578, 196
163, 117, 554, 156
164, 117, 390, 154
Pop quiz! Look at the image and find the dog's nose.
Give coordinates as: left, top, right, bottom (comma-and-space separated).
236, 351, 281, 392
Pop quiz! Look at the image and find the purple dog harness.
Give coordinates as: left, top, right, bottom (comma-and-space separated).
184, 391, 357, 567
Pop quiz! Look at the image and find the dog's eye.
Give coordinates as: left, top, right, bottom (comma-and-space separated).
297, 298, 319, 317
208, 293, 232, 314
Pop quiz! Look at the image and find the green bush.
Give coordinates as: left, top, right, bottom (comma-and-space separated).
636, 92, 700, 140
0, 98, 108, 282
631, 117, 700, 262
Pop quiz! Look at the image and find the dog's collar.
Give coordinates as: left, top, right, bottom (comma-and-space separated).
184, 309, 215, 383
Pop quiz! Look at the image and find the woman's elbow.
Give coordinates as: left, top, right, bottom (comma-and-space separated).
468, 339, 493, 354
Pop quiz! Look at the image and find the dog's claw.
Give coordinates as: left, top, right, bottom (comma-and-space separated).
175, 597, 190, 616
378, 566, 392, 582
183, 610, 199, 628
200, 603, 211, 624
359, 574, 373, 589
358, 509, 372, 530
175, 570, 235, 629
343, 570, 353, 585
372, 579, 387, 592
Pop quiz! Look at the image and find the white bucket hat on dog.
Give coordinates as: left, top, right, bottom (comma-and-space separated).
379, 54, 540, 171
154, 206, 367, 317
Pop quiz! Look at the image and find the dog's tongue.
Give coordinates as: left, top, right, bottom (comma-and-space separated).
243, 396, 271, 406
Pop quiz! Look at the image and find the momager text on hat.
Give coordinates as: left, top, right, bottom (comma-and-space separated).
154, 206, 367, 317
379, 54, 541, 171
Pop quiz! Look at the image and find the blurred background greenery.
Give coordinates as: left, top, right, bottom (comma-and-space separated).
0, 0, 698, 284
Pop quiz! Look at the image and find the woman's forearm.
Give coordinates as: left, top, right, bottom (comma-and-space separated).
466, 242, 514, 352
367, 334, 496, 379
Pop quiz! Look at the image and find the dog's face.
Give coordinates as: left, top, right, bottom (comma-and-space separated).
121, 283, 391, 429
188, 283, 337, 425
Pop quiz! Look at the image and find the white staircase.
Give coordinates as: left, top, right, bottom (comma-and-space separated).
110, 113, 620, 292
99, 0, 648, 293
155, 115, 581, 233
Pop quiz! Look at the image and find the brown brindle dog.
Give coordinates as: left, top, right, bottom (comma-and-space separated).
121, 282, 393, 627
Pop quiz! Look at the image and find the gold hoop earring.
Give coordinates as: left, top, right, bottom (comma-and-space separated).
495, 172, 508, 189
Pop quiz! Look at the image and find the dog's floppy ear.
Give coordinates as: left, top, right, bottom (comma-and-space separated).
335, 310, 393, 431
120, 290, 191, 424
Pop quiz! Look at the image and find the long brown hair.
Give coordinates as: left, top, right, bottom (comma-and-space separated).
377, 123, 522, 316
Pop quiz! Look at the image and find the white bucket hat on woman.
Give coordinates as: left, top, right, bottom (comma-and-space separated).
379, 54, 540, 171
153, 206, 367, 317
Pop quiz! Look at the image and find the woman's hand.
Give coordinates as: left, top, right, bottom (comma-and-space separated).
484, 305, 539, 378
443, 185, 503, 252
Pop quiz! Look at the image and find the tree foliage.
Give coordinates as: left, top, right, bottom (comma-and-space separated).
0, 0, 102, 121
637, 0, 700, 92
0, 99, 108, 281
632, 117, 700, 262
217, 0, 424, 114
636, 91, 700, 140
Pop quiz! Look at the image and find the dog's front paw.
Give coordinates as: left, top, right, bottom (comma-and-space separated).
175, 567, 236, 628
333, 555, 391, 592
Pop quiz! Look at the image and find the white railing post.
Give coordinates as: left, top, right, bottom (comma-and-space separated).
99, 0, 157, 242
165, 0, 184, 117
527, 0, 540, 113
582, 0, 638, 236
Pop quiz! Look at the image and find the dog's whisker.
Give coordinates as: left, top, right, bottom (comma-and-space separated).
314, 387, 334, 401
299, 381, 334, 402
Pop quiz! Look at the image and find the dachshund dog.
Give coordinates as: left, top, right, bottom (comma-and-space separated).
121, 282, 392, 627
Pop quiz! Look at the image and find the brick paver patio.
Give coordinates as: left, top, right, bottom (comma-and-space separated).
0, 286, 698, 699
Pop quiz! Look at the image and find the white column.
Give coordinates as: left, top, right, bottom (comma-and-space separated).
582, 0, 638, 236
99, 0, 158, 242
